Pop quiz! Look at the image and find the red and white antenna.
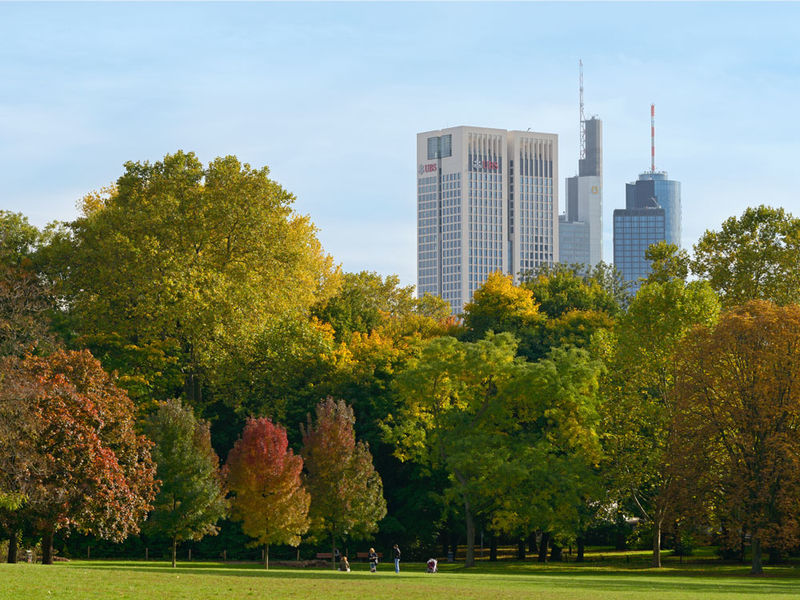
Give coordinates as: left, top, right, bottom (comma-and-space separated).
579, 60, 586, 160
650, 103, 656, 172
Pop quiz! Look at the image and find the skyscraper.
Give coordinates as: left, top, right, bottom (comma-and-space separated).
559, 116, 603, 268
613, 105, 681, 291
417, 126, 558, 314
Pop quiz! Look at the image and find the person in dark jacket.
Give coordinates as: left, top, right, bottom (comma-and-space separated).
393, 544, 401, 573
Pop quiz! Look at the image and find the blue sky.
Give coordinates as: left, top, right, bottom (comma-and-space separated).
2, 2, 799, 286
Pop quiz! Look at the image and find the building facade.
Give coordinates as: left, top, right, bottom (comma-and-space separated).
613, 170, 681, 291
417, 126, 558, 314
559, 117, 603, 268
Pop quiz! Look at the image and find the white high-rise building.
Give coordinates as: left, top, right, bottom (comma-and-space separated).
417, 126, 558, 314
559, 116, 603, 268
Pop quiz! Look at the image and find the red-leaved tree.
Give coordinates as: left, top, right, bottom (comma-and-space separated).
301, 398, 386, 569
224, 418, 310, 569
2, 350, 157, 564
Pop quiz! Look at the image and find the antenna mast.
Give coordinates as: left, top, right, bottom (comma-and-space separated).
650, 103, 656, 172
579, 60, 586, 160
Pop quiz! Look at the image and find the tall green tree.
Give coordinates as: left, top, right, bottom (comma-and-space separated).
45, 151, 339, 406
225, 418, 310, 570
301, 398, 386, 569
487, 346, 604, 560
692, 205, 800, 306
388, 334, 604, 566
144, 399, 228, 567
602, 278, 720, 567
387, 333, 522, 567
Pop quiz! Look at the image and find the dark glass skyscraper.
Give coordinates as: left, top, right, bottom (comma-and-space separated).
613, 170, 681, 291
625, 171, 681, 246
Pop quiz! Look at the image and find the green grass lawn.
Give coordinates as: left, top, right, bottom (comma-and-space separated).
3, 554, 800, 600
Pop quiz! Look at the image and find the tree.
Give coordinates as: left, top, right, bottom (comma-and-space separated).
144, 399, 228, 567
224, 418, 309, 570
45, 152, 339, 406
0, 211, 56, 357
301, 398, 386, 569
387, 333, 521, 567
312, 271, 417, 342
521, 263, 622, 319
644, 241, 690, 284
602, 278, 720, 567
486, 346, 604, 561
462, 272, 542, 340
0, 211, 40, 268
672, 301, 800, 575
692, 205, 800, 307
0, 351, 157, 564
388, 334, 604, 566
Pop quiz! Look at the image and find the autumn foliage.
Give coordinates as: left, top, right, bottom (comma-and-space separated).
301, 398, 386, 567
0, 350, 157, 563
673, 301, 800, 573
224, 418, 310, 569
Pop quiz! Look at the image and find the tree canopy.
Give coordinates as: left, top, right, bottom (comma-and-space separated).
225, 418, 310, 569
144, 399, 228, 567
692, 205, 800, 306
47, 151, 339, 406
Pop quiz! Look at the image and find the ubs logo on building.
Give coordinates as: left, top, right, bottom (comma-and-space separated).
472, 159, 499, 171
418, 164, 437, 175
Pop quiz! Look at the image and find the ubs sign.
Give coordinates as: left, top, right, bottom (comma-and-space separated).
472, 158, 499, 171
418, 163, 438, 175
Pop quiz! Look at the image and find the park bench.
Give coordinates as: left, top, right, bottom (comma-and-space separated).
355, 552, 383, 561
315, 552, 334, 559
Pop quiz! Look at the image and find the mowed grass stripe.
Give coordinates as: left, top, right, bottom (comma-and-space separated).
2, 561, 800, 600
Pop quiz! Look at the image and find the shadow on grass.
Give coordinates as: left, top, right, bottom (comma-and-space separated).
65, 559, 800, 596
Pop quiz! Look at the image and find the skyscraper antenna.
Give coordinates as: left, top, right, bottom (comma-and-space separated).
579, 60, 586, 160
651, 103, 656, 172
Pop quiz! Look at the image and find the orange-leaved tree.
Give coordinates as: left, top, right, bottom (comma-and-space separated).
224, 418, 310, 569
672, 301, 800, 574
301, 398, 386, 569
1, 350, 157, 564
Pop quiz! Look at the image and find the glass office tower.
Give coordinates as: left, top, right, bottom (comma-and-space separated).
614, 170, 681, 291
625, 171, 681, 246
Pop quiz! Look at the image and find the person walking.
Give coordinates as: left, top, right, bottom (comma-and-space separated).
393, 544, 401, 573
368, 547, 378, 573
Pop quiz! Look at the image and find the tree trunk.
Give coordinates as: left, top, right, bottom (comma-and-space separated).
7, 530, 18, 563
331, 533, 337, 571
550, 543, 563, 562
652, 518, 662, 568
464, 501, 476, 567
452, 468, 476, 567
172, 536, 177, 568
264, 543, 269, 570
576, 537, 585, 563
751, 536, 763, 575
42, 526, 54, 565
489, 534, 498, 562
537, 532, 549, 563
517, 537, 526, 560
528, 532, 538, 555
184, 372, 202, 406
